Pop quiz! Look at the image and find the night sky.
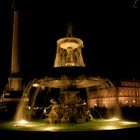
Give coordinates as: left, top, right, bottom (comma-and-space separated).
0, 0, 140, 85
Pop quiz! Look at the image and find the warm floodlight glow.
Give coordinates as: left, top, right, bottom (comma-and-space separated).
32, 83, 39, 87
103, 125, 118, 130
106, 117, 120, 121
132, 100, 135, 103
121, 121, 138, 125
18, 120, 28, 124
42, 126, 60, 131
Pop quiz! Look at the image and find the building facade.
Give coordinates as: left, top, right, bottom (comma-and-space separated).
87, 80, 140, 108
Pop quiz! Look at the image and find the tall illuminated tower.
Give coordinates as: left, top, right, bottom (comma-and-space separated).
8, 0, 23, 95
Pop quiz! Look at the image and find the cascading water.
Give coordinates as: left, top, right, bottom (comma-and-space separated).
2, 25, 139, 133
13, 25, 123, 124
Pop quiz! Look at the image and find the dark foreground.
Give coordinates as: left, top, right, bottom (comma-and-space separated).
0, 126, 140, 140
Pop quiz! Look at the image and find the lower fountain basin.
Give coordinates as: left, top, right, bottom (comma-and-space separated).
0, 119, 139, 131
0, 119, 140, 140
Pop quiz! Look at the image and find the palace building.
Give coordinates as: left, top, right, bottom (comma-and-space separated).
88, 80, 140, 108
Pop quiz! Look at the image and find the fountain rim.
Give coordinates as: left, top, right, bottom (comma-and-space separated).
57, 37, 84, 49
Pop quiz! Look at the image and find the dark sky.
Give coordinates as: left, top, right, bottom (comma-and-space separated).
0, 0, 140, 84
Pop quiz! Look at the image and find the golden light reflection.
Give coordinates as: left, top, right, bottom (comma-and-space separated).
18, 120, 28, 124
32, 83, 39, 87
9, 120, 139, 131
42, 126, 61, 131
105, 117, 120, 121
121, 121, 138, 125
103, 125, 118, 130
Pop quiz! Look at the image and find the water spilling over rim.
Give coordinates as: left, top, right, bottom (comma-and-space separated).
32, 75, 110, 88
25, 66, 113, 89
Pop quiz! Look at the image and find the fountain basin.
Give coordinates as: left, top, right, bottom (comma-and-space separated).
0, 119, 140, 140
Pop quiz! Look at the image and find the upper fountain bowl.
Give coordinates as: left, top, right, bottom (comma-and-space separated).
57, 37, 83, 50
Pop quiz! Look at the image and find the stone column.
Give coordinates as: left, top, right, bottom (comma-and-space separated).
11, 10, 20, 73
8, 0, 22, 92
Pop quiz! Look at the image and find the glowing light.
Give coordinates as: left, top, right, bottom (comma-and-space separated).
125, 100, 128, 103
132, 100, 135, 103
18, 120, 28, 124
107, 117, 120, 121
27, 106, 31, 110
103, 125, 118, 130
32, 83, 39, 87
121, 121, 138, 125
42, 126, 61, 131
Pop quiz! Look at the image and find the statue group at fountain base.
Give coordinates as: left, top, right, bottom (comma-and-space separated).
43, 98, 93, 123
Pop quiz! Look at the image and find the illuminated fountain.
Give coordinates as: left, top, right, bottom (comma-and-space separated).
0, 25, 140, 137
13, 26, 120, 123
1, 26, 138, 132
